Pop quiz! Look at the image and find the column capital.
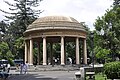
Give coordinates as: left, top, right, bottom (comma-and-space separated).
61, 36, 65, 38
42, 36, 46, 38
29, 37, 33, 40
76, 37, 80, 40
76, 36, 79, 38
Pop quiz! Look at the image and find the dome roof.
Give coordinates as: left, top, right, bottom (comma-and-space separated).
26, 16, 86, 32
32, 16, 79, 23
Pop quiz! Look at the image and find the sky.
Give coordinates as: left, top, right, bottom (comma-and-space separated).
0, 0, 113, 30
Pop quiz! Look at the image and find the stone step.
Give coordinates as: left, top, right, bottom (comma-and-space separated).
16, 65, 80, 72
28, 65, 79, 71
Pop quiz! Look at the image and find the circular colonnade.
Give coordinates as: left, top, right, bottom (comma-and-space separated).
24, 16, 87, 65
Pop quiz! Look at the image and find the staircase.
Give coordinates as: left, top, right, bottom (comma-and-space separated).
28, 65, 80, 72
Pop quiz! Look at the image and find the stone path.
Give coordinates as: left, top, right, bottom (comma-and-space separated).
8, 74, 56, 80
7, 71, 76, 80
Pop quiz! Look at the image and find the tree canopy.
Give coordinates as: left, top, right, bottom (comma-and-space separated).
0, 0, 43, 60
94, 0, 120, 62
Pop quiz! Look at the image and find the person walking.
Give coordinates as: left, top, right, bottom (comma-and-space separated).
23, 61, 28, 74
7, 63, 10, 73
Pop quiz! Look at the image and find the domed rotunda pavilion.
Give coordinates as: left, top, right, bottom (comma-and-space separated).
24, 16, 87, 65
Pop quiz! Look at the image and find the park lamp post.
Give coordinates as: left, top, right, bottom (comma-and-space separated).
90, 32, 94, 70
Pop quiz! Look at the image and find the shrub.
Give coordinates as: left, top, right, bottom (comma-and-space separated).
104, 61, 120, 79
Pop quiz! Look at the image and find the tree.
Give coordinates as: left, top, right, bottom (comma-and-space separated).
95, 46, 110, 63
53, 43, 61, 59
0, 42, 14, 60
66, 42, 75, 60
0, 21, 8, 42
0, 0, 43, 59
94, 0, 120, 62
14, 37, 24, 59
0, 0, 43, 38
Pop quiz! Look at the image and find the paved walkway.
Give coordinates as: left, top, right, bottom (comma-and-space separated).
8, 70, 77, 80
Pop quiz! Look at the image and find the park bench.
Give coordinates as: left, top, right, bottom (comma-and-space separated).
75, 67, 95, 80
84, 67, 95, 80
75, 64, 104, 80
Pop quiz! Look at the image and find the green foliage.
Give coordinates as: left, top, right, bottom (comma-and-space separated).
0, 21, 8, 42
66, 42, 75, 58
33, 48, 38, 57
95, 47, 111, 63
104, 61, 120, 79
14, 37, 24, 59
0, 0, 43, 38
8, 58, 15, 66
14, 37, 24, 49
0, 0, 42, 59
33, 48, 38, 64
53, 43, 61, 58
94, 0, 120, 62
0, 42, 14, 59
95, 73, 107, 80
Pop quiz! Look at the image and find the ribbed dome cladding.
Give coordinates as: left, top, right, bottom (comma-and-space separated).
32, 16, 79, 23
26, 16, 86, 32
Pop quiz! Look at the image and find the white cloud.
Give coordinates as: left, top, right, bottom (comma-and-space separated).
39, 0, 113, 30
0, 0, 113, 30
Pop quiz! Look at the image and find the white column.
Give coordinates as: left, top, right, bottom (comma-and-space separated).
43, 37, 47, 65
29, 39, 33, 65
83, 39, 87, 64
27, 42, 30, 64
76, 37, 80, 64
61, 36, 65, 65
25, 41, 27, 63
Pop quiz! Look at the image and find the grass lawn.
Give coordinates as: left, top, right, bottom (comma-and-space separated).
86, 73, 111, 80
95, 73, 106, 80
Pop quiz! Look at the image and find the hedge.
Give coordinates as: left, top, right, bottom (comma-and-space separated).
104, 61, 120, 79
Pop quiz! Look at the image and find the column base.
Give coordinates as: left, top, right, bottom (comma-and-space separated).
61, 63, 65, 65
43, 63, 47, 65
29, 63, 33, 65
